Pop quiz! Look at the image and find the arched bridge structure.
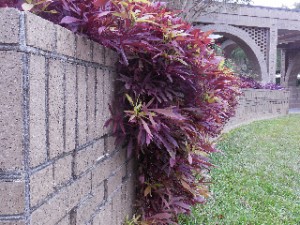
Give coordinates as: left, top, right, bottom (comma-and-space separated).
195, 5, 300, 109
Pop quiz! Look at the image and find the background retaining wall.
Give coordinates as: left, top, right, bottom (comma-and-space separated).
0, 8, 135, 225
224, 88, 290, 132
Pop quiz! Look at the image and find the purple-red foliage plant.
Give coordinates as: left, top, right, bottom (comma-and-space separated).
239, 75, 284, 90
1, 0, 241, 224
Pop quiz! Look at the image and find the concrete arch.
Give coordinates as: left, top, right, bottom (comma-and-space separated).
286, 52, 300, 86
200, 24, 268, 82
221, 40, 238, 58
285, 52, 300, 108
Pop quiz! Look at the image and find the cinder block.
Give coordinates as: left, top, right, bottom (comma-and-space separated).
26, 12, 56, 51
48, 59, 64, 158
74, 139, 104, 176
92, 151, 126, 188
109, 148, 126, 173
29, 54, 47, 167
0, 8, 20, 44
87, 67, 96, 142
121, 177, 136, 218
107, 167, 126, 194
91, 161, 110, 189
68, 172, 92, 207
76, 183, 105, 224
0, 51, 23, 171
92, 42, 105, 65
53, 154, 72, 187
65, 63, 76, 152
56, 25, 76, 57
105, 135, 117, 154
0, 221, 25, 225
30, 165, 54, 207
77, 65, 87, 146
111, 191, 123, 225
56, 215, 70, 225
30, 174, 91, 225
95, 68, 105, 138
76, 35, 91, 61
105, 48, 118, 67
103, 70, 116, 135
74, 145, 94, 176
92, 181, 105, 201
0, 181, 25, 215
92, 205, 112, 225
94, 139, 105, 159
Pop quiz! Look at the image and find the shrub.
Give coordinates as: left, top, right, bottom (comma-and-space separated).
1, 1, 241, 224
239, 75, 284, 90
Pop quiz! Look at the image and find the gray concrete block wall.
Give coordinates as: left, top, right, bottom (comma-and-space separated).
0, 8, 135, 225
288, 87, 300, 109
224, 89, 290, 132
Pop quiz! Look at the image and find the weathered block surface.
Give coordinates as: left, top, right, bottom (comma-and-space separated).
0, 8, 19, 44
0, 181, 25, 215
26, 12, 56, 51
30, 164, 54, 207
48, 59, 65, 159
77, 65, 87, 146
65, 63, 77, 152
29, 54, 47, 167
0, 51, 23, 171
56, 25, 76, 57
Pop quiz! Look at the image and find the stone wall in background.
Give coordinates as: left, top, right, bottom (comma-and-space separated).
224, 89, 290, 132
288, 86, 300, 109
0, 8, 135, 225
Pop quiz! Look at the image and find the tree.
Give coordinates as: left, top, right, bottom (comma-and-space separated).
164, 0, 251, 22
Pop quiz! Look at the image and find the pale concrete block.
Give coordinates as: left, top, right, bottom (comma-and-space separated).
26, 12, 56, 51
0, 8, 20, 44
76, 184, 105, 224
92, 42, 105, 65
104, 48, 118, 67
76, 35, 91, 61
53, 155, 72, 187
103, 70, 116, 135
74, 139, 104, 176
87, 67, 96, 141
0, 181, 25, 215
74, 145, 94, 176
121, 177, 135, 218
95, 68, 105, 138
65, 63, 76, 152
0, 51, 23, 171
105, 136, 117, 154
56, 25, 76, 57
111, 191, 123, 225
92, 204, 113, 225
29, 54, 47, 167
107, 168, 126, 194
91, 162, 110, 189
30, 174, 91, 225
56, 216, 70, 225
94, 139, 105, 160
30, 165, 54, 207
0, 221, 25, 225
77, 65, 87, 145
48, 59, 64, 158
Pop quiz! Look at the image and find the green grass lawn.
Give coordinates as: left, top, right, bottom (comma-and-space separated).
179, 115, 300, 225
